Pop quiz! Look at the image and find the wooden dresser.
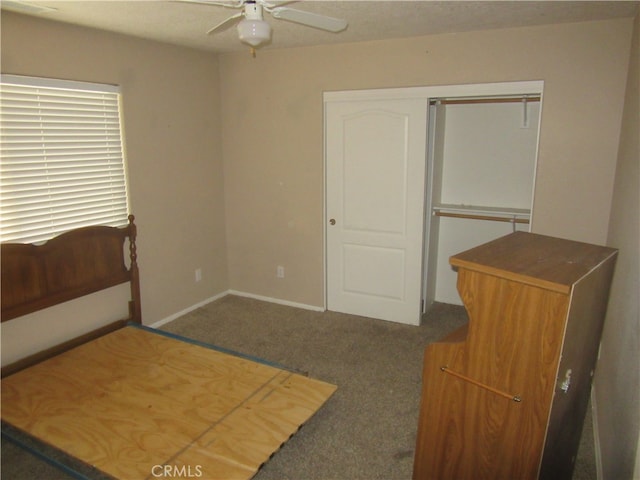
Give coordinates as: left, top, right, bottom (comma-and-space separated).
413, 232, 617, 479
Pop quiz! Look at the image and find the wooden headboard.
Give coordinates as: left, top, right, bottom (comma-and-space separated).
1, 215, 141, 376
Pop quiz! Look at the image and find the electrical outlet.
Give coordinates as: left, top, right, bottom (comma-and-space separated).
277, 266, 285, 278
195, 268, 202, 282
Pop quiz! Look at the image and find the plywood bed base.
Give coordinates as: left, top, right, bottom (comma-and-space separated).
2, 324, 337, 480
1, 215, 141, 378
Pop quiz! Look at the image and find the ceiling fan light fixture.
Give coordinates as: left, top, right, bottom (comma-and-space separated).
237, 18, 271, 47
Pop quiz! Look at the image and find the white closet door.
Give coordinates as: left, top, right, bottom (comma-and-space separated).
325, 98, 428, 325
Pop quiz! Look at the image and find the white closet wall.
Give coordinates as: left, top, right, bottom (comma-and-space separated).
428, 99, 541, 305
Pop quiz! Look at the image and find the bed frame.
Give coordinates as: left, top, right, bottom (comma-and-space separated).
1, 215, 141, 378
2, 215, 337, 480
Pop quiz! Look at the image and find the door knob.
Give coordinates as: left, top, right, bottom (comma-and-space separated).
329, 219, 336, 225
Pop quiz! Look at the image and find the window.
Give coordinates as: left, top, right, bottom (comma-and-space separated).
0, 75, 130, 244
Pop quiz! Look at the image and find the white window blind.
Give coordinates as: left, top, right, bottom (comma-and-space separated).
0, 74, 129, 244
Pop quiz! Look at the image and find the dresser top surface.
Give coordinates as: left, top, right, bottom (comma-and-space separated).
450, 232, 618, 293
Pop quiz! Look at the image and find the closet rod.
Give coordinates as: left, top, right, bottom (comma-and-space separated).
430, 96, 541, 106
434, 211, 530, 224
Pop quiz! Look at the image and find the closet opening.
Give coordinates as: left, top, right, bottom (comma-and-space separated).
422, 93, 543, 311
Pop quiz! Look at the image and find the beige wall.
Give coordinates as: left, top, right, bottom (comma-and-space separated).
596, 10, 640, 479
220, 18, 633, 307
1, 12, 228, 326
1, 13, 632, 320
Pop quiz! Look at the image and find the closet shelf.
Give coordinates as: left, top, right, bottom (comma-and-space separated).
433, 204, 531, 224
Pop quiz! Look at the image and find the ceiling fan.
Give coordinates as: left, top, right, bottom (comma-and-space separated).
180, 0, 348, 49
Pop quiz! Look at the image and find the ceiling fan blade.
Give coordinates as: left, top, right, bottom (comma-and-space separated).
260, 0, 298, 8
175, 0, 245, 8
207, 11, 243, 35
270, 6, 347, 32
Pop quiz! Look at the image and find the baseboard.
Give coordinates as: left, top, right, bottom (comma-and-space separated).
149, 290, 324, 329
149, 291, 228, 329
591, 387, 603, 480
228, 290, 325, 312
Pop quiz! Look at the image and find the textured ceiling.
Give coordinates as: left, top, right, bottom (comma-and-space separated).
2, 1, 639, 53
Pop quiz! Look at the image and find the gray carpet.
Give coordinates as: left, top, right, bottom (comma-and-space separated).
1, 295, 597, 479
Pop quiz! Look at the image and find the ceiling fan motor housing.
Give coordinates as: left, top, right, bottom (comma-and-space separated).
237, 2, 271, 47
